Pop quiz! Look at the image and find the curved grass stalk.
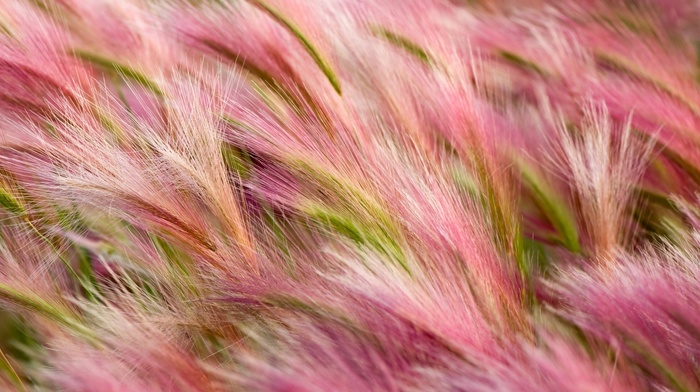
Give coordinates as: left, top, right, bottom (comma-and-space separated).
247, 0, 342, 95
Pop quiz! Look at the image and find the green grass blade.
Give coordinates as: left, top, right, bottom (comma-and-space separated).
71, 49, 163, 97
0, 187, 24, 216
371, 26, 433, 64
517, 159, 580, 253
247, 0, 342, 95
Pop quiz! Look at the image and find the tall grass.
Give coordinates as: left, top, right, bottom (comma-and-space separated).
0, 0, 698, 390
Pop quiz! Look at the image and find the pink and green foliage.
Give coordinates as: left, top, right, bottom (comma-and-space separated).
0, 0, 699, 390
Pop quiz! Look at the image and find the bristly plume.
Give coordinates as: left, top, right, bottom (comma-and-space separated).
0, 0, 699, 391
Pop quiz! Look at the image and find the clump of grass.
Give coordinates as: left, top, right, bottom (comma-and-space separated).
0, 0, 698, 390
